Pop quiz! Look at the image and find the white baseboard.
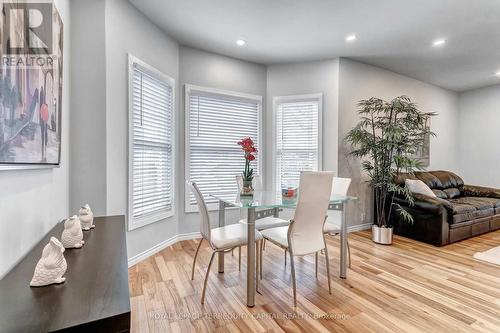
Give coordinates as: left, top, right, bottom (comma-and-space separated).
128, 223, 372, 267
128, 231, 201, 267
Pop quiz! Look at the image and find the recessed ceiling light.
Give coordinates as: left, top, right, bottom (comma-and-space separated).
495, 71, 500, 76
432, 39, 446, 47
346, 34, 357, 42
236, 39, 246, 46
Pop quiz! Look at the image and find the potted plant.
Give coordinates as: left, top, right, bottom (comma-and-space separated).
237, 137, 257, 196
345, 96, 435, 244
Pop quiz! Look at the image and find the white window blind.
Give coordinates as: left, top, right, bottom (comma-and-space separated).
128, 56, 174, 230
274, 94, 322, 190
186, 85, 261, 211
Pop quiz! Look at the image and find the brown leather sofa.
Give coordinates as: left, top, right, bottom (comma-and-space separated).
392, 170, 500, 246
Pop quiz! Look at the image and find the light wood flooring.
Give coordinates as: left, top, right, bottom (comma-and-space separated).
129, 230, 500, 333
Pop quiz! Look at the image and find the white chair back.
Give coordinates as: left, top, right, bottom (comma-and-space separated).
188, 182, 211, 243
235, 174, 262, 191
332, 177, 351, 196
327, 177, 351, 225
289, 171, 333, 256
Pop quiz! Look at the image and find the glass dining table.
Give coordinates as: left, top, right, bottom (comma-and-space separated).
210, 190, 357, 307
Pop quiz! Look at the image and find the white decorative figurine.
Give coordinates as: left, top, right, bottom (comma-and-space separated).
78, 204, 95, 230
61, 215, 85, 249
30, 237, 67, 287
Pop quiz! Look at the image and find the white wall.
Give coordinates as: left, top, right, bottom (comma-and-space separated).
266, 59, 340, 187
0, 0, 71, 278
266, 60, 340, 221
338, 58, 460, 226
70, 0, 107, 215
458, 84, 500, 188
68, 1, 268, 262
178, 46, 268, 234
104, 0, 180, 259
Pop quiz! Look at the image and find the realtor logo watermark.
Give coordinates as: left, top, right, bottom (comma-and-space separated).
1, 0, 55, 67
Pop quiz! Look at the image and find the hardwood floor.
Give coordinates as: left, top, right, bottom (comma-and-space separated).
128, 230, 500, 332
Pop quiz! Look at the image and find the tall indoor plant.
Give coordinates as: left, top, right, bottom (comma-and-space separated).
238, 137, 257, 196
345, 96, 435, 244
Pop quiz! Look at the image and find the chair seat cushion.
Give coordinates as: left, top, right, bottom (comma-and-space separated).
323, 222, 341, 235
210, 224, 263, 250
239, 217, 290, 230
448, 197, 495, 224
261, 226, 289, 248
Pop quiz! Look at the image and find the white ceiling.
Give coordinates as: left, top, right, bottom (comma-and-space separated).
129, 0, 500, 92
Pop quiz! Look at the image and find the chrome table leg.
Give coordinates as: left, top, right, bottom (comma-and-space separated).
246, 207, 256, 307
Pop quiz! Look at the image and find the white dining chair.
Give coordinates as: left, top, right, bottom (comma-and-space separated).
323, 177, 352, 268
260, 171, 334, 307
188, 182, 263, 304
235, 174, 289, 269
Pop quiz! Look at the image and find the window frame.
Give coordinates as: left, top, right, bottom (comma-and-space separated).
272, 93, 323, 193
184, 84, 263, 213
127, 54, 176, 231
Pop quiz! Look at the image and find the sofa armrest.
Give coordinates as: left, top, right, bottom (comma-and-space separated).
463, 184, 500, 198
392, 193, 451, 246
394, 193, 452, 214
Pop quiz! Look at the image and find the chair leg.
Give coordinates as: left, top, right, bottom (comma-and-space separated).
323, 242, 332, 295
284, 249, 287, 267
238, 246, 242, 271
201, 251, 216, 304
259, 239, 263, 280
315, 252, 318, 278
347, 237, 352, 268
290, 251, 297, 307
191, 238, 203, 280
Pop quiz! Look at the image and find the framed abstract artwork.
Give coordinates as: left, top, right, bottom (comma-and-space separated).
0, 1, 63, 169
412, 118, 431, 167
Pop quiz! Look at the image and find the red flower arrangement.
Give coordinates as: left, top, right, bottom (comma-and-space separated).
238, 137, 257, 182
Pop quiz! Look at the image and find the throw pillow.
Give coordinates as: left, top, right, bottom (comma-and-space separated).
405, 179, 437, 197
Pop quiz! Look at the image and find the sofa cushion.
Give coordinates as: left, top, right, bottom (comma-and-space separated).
444, 188, 461, 199
449, 197, 494, 210
449, 201, 476, 215
430, 170, 464, 190
448, 197, 495, 224
397, 170, 465, 191
432, 189, 448, 199
452, 209, 494, 224
471, 197, 500, 214
414, 172, 444, 189
472, 197, 500, 208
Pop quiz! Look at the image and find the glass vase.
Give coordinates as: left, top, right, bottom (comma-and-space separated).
241, 180, 254, 196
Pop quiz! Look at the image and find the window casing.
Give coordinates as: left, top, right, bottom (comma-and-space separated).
128, 55, 175, 230
185, 85, 262, 212
273, 94, 322, 191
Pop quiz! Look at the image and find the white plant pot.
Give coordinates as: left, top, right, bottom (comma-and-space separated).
372, 225, 393, 245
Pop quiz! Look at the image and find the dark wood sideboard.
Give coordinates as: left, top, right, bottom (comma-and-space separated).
0, 215, 130, 333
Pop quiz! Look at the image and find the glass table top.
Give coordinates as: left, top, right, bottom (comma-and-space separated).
210, 190, 357, 209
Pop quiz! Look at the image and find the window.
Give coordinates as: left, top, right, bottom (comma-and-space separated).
273, 94, 322, 191
128, 55, 175, 230
185, 85, 262, 211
